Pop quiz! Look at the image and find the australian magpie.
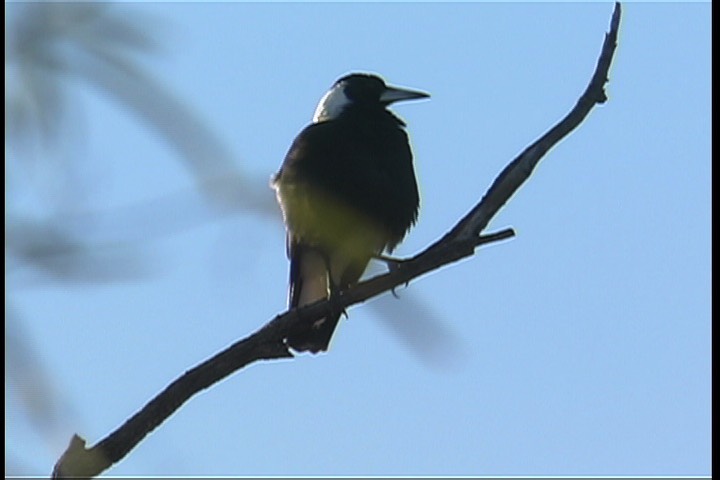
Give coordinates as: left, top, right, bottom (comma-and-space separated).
272, 73, 429, 353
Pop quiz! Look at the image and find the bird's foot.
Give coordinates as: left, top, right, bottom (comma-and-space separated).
373, 254, 408, 274
373, 254, 410, 298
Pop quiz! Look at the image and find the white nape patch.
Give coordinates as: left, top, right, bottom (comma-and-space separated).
312, 83, 350, 123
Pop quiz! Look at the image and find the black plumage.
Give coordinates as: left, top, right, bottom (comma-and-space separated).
272, 73, 428, 353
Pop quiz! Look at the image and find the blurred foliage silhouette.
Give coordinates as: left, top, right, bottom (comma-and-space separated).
5, 2, 461, 475
5, 3, 277, 474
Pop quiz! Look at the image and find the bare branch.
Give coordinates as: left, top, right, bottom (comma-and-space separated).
52, 3, 622, 478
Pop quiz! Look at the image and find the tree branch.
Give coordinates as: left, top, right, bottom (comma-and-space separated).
52, 3, 621, 477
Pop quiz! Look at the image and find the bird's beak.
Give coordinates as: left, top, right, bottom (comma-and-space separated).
380, 85, 430, 104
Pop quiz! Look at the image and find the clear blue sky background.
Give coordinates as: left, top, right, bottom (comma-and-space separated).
6, 2, 710, 476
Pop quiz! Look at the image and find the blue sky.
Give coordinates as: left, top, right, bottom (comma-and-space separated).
6, 2, 710, 476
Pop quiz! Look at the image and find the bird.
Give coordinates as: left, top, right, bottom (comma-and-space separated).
272, 73, 429, 353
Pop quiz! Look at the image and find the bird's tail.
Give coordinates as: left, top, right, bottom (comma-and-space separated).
286, 246, 341, 353
286, 313, 341, 353
285, 242, 372, 353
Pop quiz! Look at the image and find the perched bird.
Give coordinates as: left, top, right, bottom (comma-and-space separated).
272, 73, 429, 353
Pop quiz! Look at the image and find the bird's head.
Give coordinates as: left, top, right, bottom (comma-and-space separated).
313, 73, 429, 123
